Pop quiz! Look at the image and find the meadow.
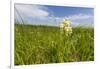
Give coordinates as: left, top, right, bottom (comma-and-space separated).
14, 24, 94, 65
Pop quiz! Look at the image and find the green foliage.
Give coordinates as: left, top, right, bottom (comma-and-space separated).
14, 24, 94, 65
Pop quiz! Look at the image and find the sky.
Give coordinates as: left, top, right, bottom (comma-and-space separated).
14, 4, 94, 27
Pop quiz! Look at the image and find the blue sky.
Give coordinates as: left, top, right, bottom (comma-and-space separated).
15, 4, 94, 27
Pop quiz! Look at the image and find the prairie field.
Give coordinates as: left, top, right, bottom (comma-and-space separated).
14, 24, 94, 65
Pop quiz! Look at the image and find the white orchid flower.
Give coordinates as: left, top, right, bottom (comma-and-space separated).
60, 19, 72, 36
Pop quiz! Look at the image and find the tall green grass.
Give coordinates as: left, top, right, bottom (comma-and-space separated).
14, 24, 94, 65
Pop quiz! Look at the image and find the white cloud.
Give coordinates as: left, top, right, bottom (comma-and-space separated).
66, 13, 93, 20
15, 4, 49, 19
44, 13, 93, 27
65, 14, 94, 27
48, 14, 94, 27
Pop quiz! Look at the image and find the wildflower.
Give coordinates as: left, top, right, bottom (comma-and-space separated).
63, 19, 70, 27
60, 19, 72, 36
